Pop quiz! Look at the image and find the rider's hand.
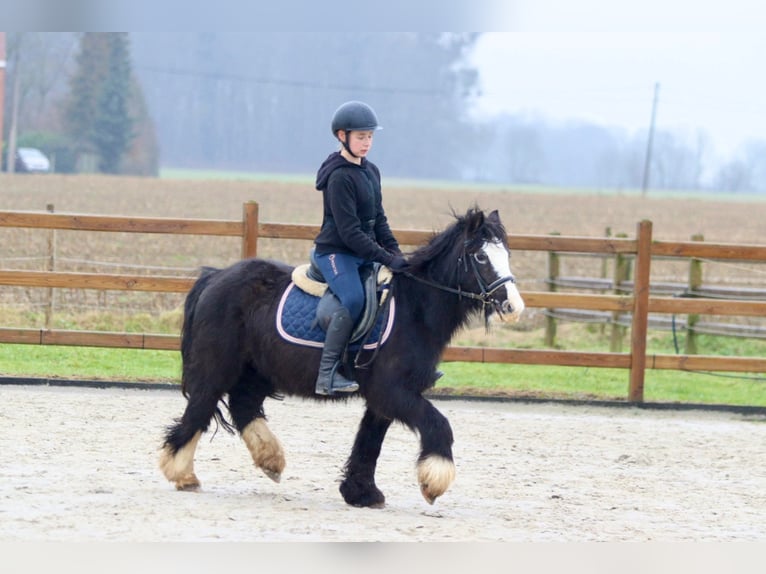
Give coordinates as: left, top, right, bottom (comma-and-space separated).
389, 255, 409, 272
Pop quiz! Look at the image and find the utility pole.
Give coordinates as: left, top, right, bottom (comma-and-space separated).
5, 32, 20, 174
0, 32, 6, 171
641, 82, 660, 197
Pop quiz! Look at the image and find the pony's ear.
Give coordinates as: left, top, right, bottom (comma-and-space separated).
488, 210, 501, 224
465, 208, 485, 234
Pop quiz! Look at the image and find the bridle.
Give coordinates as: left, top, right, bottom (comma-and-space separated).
402, 244, 516, 314
355, 243, 516, 369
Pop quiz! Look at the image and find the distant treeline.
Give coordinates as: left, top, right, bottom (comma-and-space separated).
3, 33, 765, 191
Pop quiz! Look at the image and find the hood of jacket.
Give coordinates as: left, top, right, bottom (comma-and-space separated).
315, 151, 365, 191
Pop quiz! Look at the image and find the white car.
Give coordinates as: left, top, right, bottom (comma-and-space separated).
15, 147, 51, 173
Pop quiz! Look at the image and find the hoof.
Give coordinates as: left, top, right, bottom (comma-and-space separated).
262, 468, 282, 483
175, 473, 201, 491
420, 485, 436, 505
339, 478, 386, 508
417, 455, 455, 505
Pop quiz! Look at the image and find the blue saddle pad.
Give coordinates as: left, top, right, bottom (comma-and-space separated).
276, 282, 395, 349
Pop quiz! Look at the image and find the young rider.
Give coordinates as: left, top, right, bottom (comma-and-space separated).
312, 101, 408, 396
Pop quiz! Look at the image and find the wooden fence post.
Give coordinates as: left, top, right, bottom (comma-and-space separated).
44, 203, 56, 329
241, 201, 259, 259
685, 233, 704, 354
610, 232, 630, 352
628, 220, 653, 402
544, 232, 561, 347
600, 227, 612, 336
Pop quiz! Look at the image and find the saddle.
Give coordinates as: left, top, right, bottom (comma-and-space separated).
290, 252, 394, 344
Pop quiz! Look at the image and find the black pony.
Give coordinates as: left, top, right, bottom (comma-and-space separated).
159, 207, 525, 507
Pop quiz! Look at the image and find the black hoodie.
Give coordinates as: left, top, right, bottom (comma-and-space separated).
314, 151, 400, 264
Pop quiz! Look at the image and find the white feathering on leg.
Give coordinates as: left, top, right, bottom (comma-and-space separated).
417, 455, 456, 504
242, 418, 286, 483
158, 430, 202, 490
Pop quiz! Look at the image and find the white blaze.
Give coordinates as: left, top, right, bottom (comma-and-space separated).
483, 240, 525, 322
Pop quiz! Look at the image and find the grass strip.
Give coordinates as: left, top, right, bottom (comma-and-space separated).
1, 344, 764, 407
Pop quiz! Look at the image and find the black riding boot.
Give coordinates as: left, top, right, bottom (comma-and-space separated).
315, 308, 359, 396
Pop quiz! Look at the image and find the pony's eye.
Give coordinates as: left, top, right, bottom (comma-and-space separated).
473, 252, 488, 265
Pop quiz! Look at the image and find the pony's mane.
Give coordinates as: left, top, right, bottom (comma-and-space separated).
408, 206, 507, 272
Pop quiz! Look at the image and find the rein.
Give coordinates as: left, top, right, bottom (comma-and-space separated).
402, 253, 516, 309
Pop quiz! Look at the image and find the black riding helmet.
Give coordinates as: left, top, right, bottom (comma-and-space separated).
331, 101, 382, 158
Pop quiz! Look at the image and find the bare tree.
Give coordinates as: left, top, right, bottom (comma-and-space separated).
742, 140, 766, 193
5, 33, 78, 133
714, 159, 752, 193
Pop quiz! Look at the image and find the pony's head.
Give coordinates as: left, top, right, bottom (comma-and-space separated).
458, 207, 525, 323
408, 206, 525, 324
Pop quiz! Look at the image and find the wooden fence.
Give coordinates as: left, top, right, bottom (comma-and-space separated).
2, 202, 766, 402
545, 231, 766, 353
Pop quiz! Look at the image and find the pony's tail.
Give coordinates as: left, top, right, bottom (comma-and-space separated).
180, 266, 220, 398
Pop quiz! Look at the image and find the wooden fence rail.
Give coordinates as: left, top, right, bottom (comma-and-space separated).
3, 203, 766, 402
545, 232, 766, 351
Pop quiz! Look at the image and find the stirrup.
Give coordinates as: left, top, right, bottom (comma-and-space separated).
315, 364, 359, 396
329, 377, 359, 395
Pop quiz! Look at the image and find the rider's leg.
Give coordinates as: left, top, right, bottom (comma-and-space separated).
313, 253, 366, 396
